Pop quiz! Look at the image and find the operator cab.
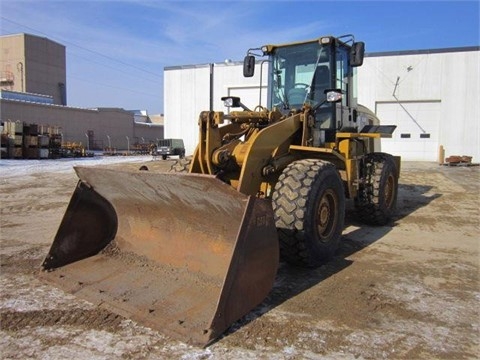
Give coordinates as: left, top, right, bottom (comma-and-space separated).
243, 35, 364, 144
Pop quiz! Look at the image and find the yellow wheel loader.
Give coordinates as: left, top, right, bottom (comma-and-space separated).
39, 35, 400, 346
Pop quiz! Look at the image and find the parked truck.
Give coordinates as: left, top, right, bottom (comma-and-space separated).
156, 138, 185, 160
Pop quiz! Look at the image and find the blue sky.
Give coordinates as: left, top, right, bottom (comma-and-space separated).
1, 0, 479, 114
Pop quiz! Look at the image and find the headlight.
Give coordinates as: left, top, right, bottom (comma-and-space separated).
221, 96, 241, 108
326, 90, 343, 103
320, 37, 331, 44
223, 97, 234, 107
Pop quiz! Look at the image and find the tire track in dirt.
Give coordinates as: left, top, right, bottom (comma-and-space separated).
0, 202, 68, 215
0, 309, 124, 332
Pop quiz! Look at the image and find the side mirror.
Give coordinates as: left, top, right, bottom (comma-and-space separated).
350, 42, 365, 67
243, 55, 255, 77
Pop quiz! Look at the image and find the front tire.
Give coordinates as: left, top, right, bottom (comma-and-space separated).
272, 159, 345, 268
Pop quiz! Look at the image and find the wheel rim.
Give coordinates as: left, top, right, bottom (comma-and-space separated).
316, 189, 338, 242
384, 173, 395, 209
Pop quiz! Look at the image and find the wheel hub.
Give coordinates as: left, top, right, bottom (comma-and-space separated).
316, 190, 337, 241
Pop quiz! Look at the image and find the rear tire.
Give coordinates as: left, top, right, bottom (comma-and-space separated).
272, 159, 345, 268
355, 152, 398, 225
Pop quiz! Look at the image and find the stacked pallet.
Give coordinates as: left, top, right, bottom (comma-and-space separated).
0, 121, 72, 159
23, 123, 39, 159
442, 155, 478, 167
2, 121, 24, 159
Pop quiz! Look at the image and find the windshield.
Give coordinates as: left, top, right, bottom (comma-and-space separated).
269, 41, 332, 111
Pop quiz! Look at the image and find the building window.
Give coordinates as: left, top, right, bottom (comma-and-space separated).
401, 133, 411, 138
420, 133, 431, 138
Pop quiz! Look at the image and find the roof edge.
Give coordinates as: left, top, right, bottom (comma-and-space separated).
165, 46, 479, 71
0, 33, 65, 48
365, 46, 479, 57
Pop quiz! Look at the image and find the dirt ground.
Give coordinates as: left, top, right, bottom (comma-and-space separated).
0, 158, 479, 359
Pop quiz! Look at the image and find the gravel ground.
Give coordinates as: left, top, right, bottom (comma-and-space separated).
0, 156, 479, 359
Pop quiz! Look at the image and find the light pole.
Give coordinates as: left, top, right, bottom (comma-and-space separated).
126, 136, 130, 155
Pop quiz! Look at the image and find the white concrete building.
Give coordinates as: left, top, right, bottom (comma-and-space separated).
164, 62, 267, 156
164, 46, 479, 162
359, 47, 479, 161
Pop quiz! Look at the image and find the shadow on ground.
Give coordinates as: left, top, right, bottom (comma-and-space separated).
221, 182, 442, 341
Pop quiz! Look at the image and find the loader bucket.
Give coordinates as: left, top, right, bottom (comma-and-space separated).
39, 166, 279, 346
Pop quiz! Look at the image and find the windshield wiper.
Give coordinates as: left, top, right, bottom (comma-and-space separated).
274, 68, 289, 109
303, 47, 326, 105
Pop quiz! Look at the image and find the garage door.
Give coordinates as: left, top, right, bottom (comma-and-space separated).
376, 101, 441, 161
226, 86, 267, 111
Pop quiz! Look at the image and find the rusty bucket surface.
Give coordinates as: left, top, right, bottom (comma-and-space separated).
39, 166, 279, 346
